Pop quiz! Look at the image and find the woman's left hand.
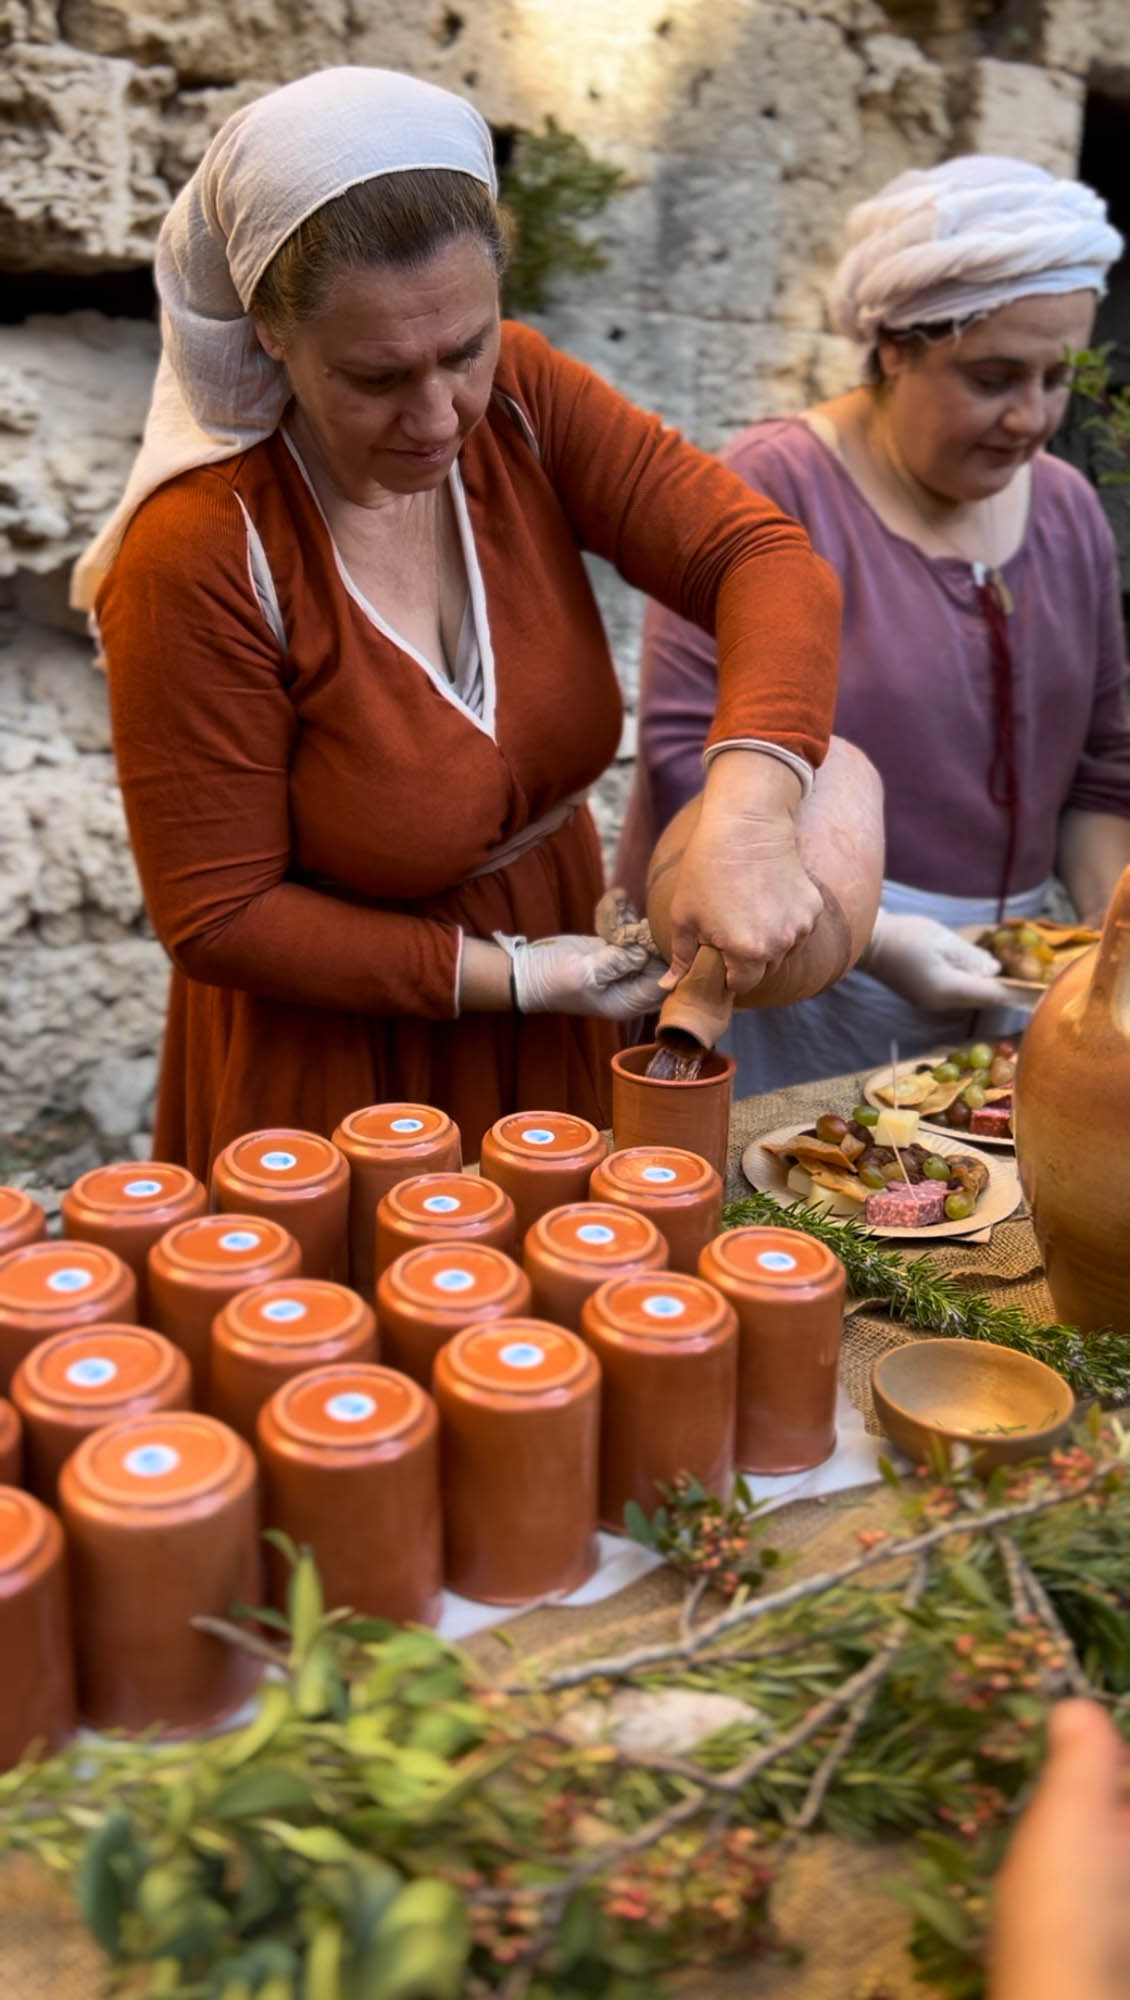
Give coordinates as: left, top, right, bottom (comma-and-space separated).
662, 750, 822, 994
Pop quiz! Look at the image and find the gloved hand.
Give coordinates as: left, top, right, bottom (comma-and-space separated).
495, 933, 668, 1020
860, 909, 1027, 1012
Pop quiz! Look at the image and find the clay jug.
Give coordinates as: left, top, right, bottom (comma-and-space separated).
644, 781, 881, 1053
1014, 869, 1130, 1334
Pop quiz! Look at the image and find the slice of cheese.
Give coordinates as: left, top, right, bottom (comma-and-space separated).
874, 1107, 920, 1148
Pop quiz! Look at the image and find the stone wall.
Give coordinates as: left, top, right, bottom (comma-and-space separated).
1, 0, 1128, 1159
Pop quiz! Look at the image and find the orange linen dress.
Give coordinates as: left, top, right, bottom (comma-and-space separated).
98, 324, 839, 1176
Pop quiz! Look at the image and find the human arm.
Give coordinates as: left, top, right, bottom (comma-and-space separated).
989, 1699, 1130, 2000
1055, 520, 1130, 925
1056, 811, 1130, 927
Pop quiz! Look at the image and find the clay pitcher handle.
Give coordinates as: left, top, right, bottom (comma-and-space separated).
1082, 863, 1130, 1033
657, 943, 734, 1053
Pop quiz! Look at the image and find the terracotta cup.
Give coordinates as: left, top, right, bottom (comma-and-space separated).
11, 1324, 192, 1504
61, 1162, 207, 1320
332, 1104, 463, 1298
434, 1319, 600, 1604
377, 1243, 531, 1388
698, 1227, 845, 1473
210, 1279, 377, 1442
611, 1043, 736, 1182
523, 1202, 668, 1332
589, 1146, 723, 1275
258, 1362, 442, 1626
0, 1242, 137, 1395
147, 1213, 302, 1402
375, 1173, 516, 1281
0, 1187, 47, 1258
580, 1272, 738, 1529
212, 1129, 350, 1281
59, 1411, 261, 1735
0, 1397, 21, 1486
0, 1487, 76, 1766
479, 1112, 607, 1243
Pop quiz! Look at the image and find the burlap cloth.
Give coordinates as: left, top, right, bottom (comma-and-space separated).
1, 1071, 1043, 1997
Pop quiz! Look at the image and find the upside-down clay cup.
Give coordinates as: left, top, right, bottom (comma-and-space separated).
580, 1272, 738, 1529
211, 1130, 350, 1281
210, 1279, 377, 1442
375, 1174, 516, 1281
258, 1363, 442, 1625
523, 1203, 668, 1332
698, 1227, 846, 1474
479, 1112, 608, 1243
61, 1163, 207, 1319
0, 1398, 21, 1485
610, 1044, 736, 1183
11, 1324, 192, 1503
434, 1319, 600, 1603
0, 1242, 137, 1394
147, 1214, 302, 1403
331, 1104, 463, 1298
59, 1411, 261, 1735
0, 1188, 47, 1258
589, 1146, 724, 1275
0, 1488, 76, 1766
376, 1243, 532, 1388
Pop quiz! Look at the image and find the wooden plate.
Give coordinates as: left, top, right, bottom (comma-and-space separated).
740, 1122, 1022, 1242
862, 1058, 1014, 1150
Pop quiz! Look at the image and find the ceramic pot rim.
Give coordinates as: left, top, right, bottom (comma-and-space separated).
529, 1203, 663, 1266
220, 1280, 371, 1345
595, 1147, 718, 1196
155, 1214, 297, 1273
0, 1485, 57, 1575
612, 1043, 737, 1090
216, 1130, 346, 1193
485, 1112, 604, 1161
442, 1319, 595, 1396
64, 1163, 203, 1216
17, 1324, 185, 1411
336, 1104, 457, 1150
67, 1411, 252, 1513
382, 1174, 511, 1224
0, 1241, 130, 1313
268, 1363, 431, 1450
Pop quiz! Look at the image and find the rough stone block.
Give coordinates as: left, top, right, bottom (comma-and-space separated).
0, 936, 168, 1130
953, 59, 1084, 177
60, 0, 347, 88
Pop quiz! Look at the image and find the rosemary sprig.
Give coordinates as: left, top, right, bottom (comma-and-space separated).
722, 1192, 1130, 1403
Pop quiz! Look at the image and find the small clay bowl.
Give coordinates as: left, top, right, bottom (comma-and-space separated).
0, 1187, 47, 1258
589, 1146, 723, 1275
12, 1324, 192, 1503
0, 1397, 21, 1486
212, 1129, 350, 1281
375, 1173, 517, 1280
210, 1279, 377, 1442
332, 1104, 463, 1297
377, 1242, 531, 1388
0, 1486, 76, 1766
61, 1163, 207, 1319
258, 1362, 442, 1626
871, 1339, 1075, 1475
524, 1202, 668, 1332
0, 1242, 138, 1395
59, 1411, 262, 1735
147, 1213, 302, 1403
479, 1112, 607, 1243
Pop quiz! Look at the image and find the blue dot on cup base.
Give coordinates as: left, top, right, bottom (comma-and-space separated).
423, 1195, 461, 1214
124, 1444, 180, 1479
642, 1295, 686, 1319
390, 1118, 424, 1134
65, 1357, 118, 1388
262, 1299, 307, 1323
47, 1268, 93, 1294
434, 1269, 474, 1293
577, 1223, 614, 1246
124, 1179, 163, 1199
326, 1392, 376, 1424
757, 1251, 798, 1272
260, 1151, 298, 1172
499, 1342, 544, 1369
220, 1230, 261, 1253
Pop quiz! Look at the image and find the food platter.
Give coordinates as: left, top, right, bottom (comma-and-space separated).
862, 1057, 1014, 1150
958, 917, 1098, 994
741, 1122, 1022, 1243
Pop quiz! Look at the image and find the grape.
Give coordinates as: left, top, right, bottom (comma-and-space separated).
954, 1046, 976, 1070
851, 1104, 879, 1128
988, 1056, 1015, 1088
858, 1164, 887, 1190
946, 1101, 972, 1129
882, 1160, 906, 1182
944, 1191, 975, 1221
931, 1061, 961, 1083
961, 1084, 987, 1109
1015, 924, 1041, 949
967, 1041, 994, 1070
995, 1040, 1017, 1059
816, 1113, 850, 1145
923, 1156, 951, 1180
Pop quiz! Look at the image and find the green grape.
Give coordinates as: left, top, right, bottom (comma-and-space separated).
922, 1156, 951, 1180
858, 1164, 887, 1189
961, 1084, 987, 1109
931, 1061, 961, 1083
882, 1160, 906, 1182
967, 1041, 994, 1070
954, 1046, 976, 1070
851, 1104, 879, 1127
1015, 924, 1041, 950
944, 1191, 975, 1221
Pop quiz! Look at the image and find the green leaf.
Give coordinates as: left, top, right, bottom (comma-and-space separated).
304, 1916, 343, 2000
622, 1500, 654, 1547
256, 1821, 358, 1865
556, 1887, 604, 1969
289, 1553, 324, 1654
218, 1679, 293, 1768
361, 1880, 469, 2000
75, 1808, 134, 1955
262, 1528, 301, 1567
212, 1766, 321, 1821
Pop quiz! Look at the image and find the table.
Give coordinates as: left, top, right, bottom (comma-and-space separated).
1, 1070, 1046, 1999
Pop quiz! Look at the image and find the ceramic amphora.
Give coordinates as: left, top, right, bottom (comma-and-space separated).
1015, 868, 1130, 1333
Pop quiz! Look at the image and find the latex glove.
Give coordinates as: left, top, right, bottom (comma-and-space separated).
860, 909, 1025, 1012
495, 933, 668, 1020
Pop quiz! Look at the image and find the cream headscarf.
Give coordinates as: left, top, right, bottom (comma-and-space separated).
828, 153, 1123, 349
72, 66, 498, 611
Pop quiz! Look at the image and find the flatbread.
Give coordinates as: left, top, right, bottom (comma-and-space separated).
760, 1132, 855, 1174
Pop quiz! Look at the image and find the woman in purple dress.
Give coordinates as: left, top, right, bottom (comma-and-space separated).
620, 154, 1130, 1092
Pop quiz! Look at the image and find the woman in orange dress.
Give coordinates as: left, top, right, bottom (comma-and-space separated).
75, 67, 842, 1175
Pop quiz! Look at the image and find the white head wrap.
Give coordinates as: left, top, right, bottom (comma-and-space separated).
828, 153, 1123, 349
72, 66, 498, 610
